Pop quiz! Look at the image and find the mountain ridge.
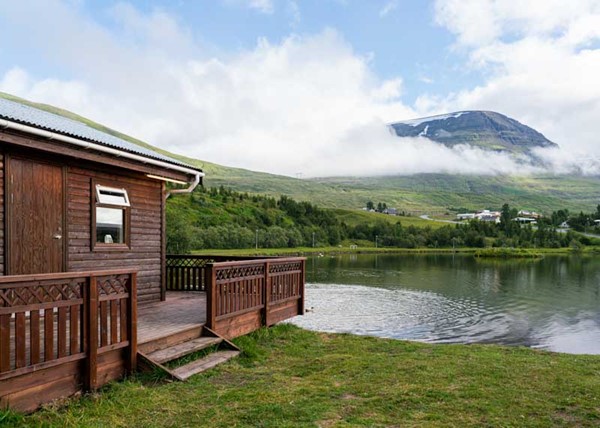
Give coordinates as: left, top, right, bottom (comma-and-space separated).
389, 110, 558, 155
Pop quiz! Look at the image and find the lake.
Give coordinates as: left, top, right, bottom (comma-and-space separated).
290, 253, 600, 354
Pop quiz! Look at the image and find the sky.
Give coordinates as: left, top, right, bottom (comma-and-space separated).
1, 0, 599, 177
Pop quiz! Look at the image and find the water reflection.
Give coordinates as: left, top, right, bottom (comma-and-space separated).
291, 254, 600, 354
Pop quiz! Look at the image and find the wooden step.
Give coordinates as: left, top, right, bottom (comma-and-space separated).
138, 325, 204, 354
146, 337, 224, 364
171, 350, 240, 380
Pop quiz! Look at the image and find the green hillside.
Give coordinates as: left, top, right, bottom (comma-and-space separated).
2, 91, 599, 214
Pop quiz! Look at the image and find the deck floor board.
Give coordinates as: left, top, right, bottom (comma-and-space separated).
138, 292, 206, 344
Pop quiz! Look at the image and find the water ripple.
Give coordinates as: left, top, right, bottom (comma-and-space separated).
290, 281, 600, 354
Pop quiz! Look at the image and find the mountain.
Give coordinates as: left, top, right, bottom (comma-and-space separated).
389, 111, 558, 154
1, 92, 598, 214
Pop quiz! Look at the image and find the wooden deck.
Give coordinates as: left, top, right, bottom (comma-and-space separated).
138, 292, 206, 344
1, 257, 304, 412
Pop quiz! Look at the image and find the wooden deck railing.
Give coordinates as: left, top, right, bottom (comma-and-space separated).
166, 254, 306, 339
206, 257, 306, 338
0, 269, 137, 411
166, 255, 277, 292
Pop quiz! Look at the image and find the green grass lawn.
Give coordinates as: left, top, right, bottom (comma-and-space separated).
192, 245, 600, 257
330, 209, 441, 229
6, 325, 600, 427
192, 246, 484, 257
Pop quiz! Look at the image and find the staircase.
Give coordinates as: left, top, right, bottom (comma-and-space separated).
138, 326, 240, 381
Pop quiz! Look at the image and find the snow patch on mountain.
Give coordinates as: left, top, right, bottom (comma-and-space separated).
399, 111, 469, 127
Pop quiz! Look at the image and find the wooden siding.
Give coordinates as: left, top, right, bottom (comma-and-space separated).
0, 133, 173, 303
67, 166, 163, 303
0, 151, 4, 276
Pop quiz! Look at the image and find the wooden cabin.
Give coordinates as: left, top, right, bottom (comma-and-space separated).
0, 98, 305, 412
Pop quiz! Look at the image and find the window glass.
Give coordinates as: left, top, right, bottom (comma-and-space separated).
96, 185, 130, 206
96, 207, 124, 244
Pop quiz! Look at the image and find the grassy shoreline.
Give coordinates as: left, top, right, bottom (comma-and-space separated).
6, 325, 600, 427
192, 245, 600, 257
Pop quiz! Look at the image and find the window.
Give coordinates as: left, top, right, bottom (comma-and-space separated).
96, 207, 125, 244
93, 183, 130, 250
96, 185, 130, 206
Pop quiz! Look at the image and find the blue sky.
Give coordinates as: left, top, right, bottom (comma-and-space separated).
1, 0, 475, 106
1, 0, 599, 176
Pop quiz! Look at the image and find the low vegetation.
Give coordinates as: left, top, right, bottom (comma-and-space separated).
6, 325, 600, 427
167, 189, 595, 254
474, 248, 543, 259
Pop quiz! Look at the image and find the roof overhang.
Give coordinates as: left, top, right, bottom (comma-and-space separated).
0, 117, 204, 195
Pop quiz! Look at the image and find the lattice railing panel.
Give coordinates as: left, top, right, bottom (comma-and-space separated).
166, 257, 215, 268
0, 271, 136, 377
0, 279, 85, 308
215, 264, 265, 282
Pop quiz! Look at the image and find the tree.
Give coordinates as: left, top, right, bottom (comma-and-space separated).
366, 201, 374, 210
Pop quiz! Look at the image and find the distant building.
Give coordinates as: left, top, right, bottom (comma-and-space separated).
475, 210, 501, 223
514, 217, 537, 224
384, 208, 398, 215
518, 210, 542, 219
456, 213, 476, 220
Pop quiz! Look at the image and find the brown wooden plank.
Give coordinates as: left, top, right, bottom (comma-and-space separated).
160, 182, 166, 301
127, 273, 137, 374
267, 300, 300, 326
263, 261, 270, 327
120, 298, 127, 342
171, 350, 239, 380
15, 312, 26, 368
0, 368, 82, 414
0, 354, 84, 387
30, 310, 40, 365
44, 308, 54, 361
86, 276, 99, 391
70, 305, 79, 355
110, 300, 118, 345
0, 269, 136, 284
100, 301, 108, 348
215, 310, 262, 339
57, 307, 68, 358
0, 314, 11, 372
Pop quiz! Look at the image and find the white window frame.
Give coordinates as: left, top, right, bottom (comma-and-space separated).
95, 184, 130, 207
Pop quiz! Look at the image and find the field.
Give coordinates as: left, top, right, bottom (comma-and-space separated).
7, 325, 600, 427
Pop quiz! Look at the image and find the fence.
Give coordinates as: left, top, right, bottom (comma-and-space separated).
0, 269, 137, 412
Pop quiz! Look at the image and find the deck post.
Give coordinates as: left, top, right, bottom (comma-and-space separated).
263, 261, 270, 327
299, 259, 306, 316
85, 275, 99, 391
206, 264, 216, 329
126, 272, 138, 374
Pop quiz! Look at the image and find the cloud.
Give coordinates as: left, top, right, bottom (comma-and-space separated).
0, 2, 418, 177
1, 0, 599, 178
225, 0, 274, 14
379, 1, 398, 18
430, 0, 600, 158
287, 0, 301, 27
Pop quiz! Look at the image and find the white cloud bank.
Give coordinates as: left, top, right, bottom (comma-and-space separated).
0, 0, 599, 177
429, 0, 600, 159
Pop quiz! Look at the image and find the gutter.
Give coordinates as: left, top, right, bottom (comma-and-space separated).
0, 117, 204, 198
